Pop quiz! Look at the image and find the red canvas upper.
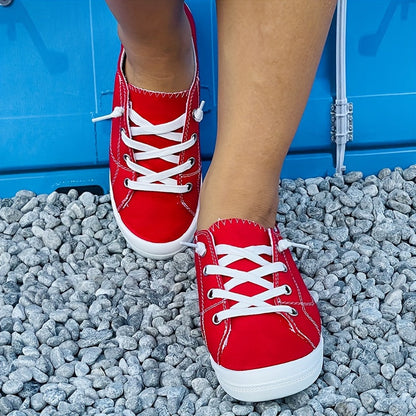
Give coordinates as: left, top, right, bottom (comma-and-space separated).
109, 6, 201, 245
194, 219, 321, 371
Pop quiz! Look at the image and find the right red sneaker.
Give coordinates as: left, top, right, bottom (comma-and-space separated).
193, 219, 323, 402
93, 6, 202, 259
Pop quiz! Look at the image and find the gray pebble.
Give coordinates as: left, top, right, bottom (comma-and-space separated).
196, 406, 220, 416
2, 379, 24, 395
191, 378, 211, 396
42, 387, 67, 406
117, 335, 138, 351
329, 226, 349, 242
261, 406, 281, 416
294, 406, 314, 416
396, 320, 416, 344
403, 166, 416, 180
344, 171, 363, 183
352, 374, 377, 393
74, 361, 90, 377
55, 362, 75, 378
0, 397, 14, 415
232, 405, 254, 415
9, 367, 32, 382
139, 388, 157, 409
0, 206, 23, 223
80, 347, 103, 365
41, 229, 62, 250
32, 367, 49, 384
142, 369, 161, 387
49, 347, 65, 369
105, 381, 124, 399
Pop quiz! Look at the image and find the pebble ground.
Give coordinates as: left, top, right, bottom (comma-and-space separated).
1, 165, 416, 416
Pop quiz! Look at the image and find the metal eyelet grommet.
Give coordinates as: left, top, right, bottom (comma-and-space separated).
123, 154, 130, 162
212, 314, 220, 325
189, 157, 195, 167
291, 308, 298, 317
186, 183, 193, 192
202, 266, 208, 276
207, 289, 214, 299
285, 285, 292, 295
282, 264, 288, 273
124, 178, 129, 187
191, 133, 197, 142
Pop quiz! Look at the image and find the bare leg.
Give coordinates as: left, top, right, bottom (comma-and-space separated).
105, 0, 193, 91
198, 0, 336, 230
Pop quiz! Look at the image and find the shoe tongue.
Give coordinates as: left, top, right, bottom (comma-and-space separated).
209, 219, 271, 248
128, 84, 188, 125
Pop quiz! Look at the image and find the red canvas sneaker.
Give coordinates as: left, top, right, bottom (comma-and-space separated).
192, 219, 323, 402
93, 6, 202, 259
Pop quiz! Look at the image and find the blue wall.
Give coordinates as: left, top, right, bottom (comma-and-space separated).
1, 0, 415, 197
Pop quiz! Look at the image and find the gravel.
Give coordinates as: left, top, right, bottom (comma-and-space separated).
1, 166, 416, 415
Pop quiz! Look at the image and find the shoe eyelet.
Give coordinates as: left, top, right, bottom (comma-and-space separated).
291, 308, 298, 317
285, 285, 292, 295
189, 157, 195, 167
186, 182, 193, 192
191, 133, 197, 142
207, 289, 214, 299
123, 154, 130, 162
124, 178, 129, 188
202, 266, 208, 276
282, 264, 288, 273
212, 314, 220, 325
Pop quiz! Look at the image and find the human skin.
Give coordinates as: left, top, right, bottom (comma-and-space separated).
105, 0, 337, 229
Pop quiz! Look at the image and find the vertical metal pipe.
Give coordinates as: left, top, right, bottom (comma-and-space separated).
336, 0, 347, 102
333, 0, 352, 175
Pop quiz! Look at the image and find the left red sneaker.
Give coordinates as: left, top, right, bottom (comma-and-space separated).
93, 6, 202, 259
193, 218, 323, 402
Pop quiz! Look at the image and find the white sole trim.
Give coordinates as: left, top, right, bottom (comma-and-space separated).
210, 336, 323, 402
110, 184, 199, 260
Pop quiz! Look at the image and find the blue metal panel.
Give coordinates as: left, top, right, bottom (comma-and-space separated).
0, 167, 109, 197
282, 0, 416, 179
0, 0, 96, 172
0, 0, 218, 197
347, 0, 416, 154
1, 0, 415, 196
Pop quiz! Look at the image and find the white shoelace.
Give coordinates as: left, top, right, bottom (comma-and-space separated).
92, 101, 205, 193
185, 239, 309, 324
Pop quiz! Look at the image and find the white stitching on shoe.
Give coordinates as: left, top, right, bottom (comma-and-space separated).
179, 78, 200, 216
201, 231, 230, 364
272, 228, 320, 345
281, 249, 320, 347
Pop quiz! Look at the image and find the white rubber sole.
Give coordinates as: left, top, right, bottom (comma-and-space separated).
110, 184, 199, 260
210, 336, 323, 402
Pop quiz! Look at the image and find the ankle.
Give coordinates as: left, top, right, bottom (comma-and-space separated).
119, 14, 195, 92
124, 48, 194, 92
197, 171, 279, 230
198, 208, 277, 231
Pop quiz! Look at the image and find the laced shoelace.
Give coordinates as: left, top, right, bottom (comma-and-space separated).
184, 239, 309, 324
92, 101, 205, 193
